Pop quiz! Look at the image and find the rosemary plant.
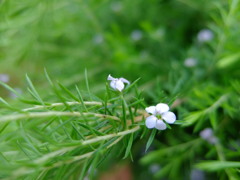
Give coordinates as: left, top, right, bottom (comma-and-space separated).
0, 0, 240, 179
0, 72, 148, 179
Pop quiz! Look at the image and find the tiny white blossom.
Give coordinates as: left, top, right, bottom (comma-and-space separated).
145, 103, 176, 130
107, 74, 130, 92
0, 74, 10, 83
197, 29, 213, 42
184, 58, 198, 67
200, 128, 217, 144
131, 30, 143, 41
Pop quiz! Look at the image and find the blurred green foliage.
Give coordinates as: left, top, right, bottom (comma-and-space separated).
0, 0, 240, 179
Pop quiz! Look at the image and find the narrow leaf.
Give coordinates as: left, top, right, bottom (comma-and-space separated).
145, 129, 157, 152
123, 133, 134, 159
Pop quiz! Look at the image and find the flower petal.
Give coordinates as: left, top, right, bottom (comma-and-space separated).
115, 80, 124, 91
162, 111, 176, 124
156, 103, 169, 114
145, 115, 157, 129
110, 81, 117, 90
145, 106, 156, 115
107, 74, 116, 81
155, 120, 167, 130
119, 78, 130, 84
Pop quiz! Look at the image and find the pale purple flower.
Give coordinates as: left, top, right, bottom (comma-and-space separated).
200, 128, 218, 144
184, 58, 198, 67
107, 74, 130, 92
145, 103, 176, 130
0, 74, 10, 83
197, 29, 213, 42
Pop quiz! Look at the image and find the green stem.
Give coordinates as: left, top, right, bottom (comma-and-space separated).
0, 111, 120, 123
121, 94, 128, 129
215, 142, 238, 180
22, 101, 104, 111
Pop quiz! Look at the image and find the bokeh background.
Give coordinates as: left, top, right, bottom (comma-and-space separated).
0, 0, 240, 179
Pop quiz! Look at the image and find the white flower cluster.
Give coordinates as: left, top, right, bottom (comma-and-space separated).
145, 103, 176, 130
107, 75, 177, 131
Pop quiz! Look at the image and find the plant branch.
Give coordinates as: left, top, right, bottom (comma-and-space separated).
22, 101, 104, 111
0, 111, 120, 123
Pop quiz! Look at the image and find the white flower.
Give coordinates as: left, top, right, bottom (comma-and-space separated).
184, 58, 197, 67
197, 29, 213, 42
107, 74, 130, 92
200, 128, 217, 144
145, 103, 176, 130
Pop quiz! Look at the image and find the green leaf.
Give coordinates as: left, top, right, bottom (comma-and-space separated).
58, 82, 78, 101
79, 159, 92, 180
183, 111, 205, 126
128, 98, 145, 107
217, 53, 240, 68
195, 161, 240, 171
124, 78, 141, 92
209, 111, 217, 130
0, 81, 22, 98
121, 95, 127, 130
145, 129, 157, 152
26, 74, 44, 105
44, 68, 54, 86
123, 133, 134, 159
85, 69, 92, 101
78, 122, 105, 136
75, 85, 88, 112
0, 97, 10, 106
128, 106, 134, 125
